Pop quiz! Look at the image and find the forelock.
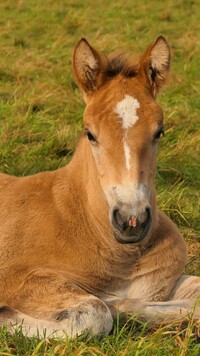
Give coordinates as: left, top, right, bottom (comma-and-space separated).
104, 53, 138, 78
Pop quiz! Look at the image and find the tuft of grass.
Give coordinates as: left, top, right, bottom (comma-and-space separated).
0, 317, 199, 355
0, 0, 199, 353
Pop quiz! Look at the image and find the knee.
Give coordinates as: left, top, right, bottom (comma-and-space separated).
55, 297, 113, 337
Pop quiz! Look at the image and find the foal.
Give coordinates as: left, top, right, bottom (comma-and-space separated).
0, 36, 199, 338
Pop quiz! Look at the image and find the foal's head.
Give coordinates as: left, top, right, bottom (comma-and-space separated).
73, 37, 170, 244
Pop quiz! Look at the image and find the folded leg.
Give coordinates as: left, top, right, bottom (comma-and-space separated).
0, 269, 113, 338
111, 275, 200, 324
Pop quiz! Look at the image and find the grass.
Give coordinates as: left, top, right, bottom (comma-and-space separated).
0, 318, 200, 355
0, 0, 199, 354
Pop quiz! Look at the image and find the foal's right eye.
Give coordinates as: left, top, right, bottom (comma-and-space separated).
85, 129, 97, 143
153, 127, 164, 143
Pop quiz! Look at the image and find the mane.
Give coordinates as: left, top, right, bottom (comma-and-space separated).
104, 53, 139, 78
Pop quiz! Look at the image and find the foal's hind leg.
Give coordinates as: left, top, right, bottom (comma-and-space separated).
112, 275, 200, 324
145, 275, 200, 322
170, 275, 200, 300
0, 269, 113, 338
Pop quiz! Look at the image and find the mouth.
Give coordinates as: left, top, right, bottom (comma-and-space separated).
112, 208, 152, 244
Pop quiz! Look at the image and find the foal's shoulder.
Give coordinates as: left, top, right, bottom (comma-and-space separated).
155, 210, 187, 253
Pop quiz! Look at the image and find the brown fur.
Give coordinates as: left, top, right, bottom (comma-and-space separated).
0, 37, 199, 338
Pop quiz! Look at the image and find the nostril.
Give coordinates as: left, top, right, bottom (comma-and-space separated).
140, 207, 151, 228
113, 209, 118, 223
146, 207, 150, 215
112, 209, 126, 232
146, 207, 151, 217
114, 209, 123, 225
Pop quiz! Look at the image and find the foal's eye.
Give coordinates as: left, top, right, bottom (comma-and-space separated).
85, 129, 97, 143
153, 128, 164, 143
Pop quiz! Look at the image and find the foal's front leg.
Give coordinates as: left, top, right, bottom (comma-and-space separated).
0, 269, 113, 337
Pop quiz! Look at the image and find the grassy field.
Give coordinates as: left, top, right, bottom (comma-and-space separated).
0, 0, 200, 354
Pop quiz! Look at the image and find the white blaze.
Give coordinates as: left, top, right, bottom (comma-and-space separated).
124, 142, 131, 171
114, 95, 140, 129
114, 95, 140, 170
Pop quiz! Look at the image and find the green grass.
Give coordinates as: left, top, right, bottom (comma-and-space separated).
0, 318, 200, 355
0, 0, 199, 354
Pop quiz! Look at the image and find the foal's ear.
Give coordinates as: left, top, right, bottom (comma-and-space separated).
139, 36, 170, 97
73, 38, 105, 102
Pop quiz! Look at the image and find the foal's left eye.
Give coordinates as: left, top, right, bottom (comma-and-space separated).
153, 128, 164, 143
85, 129, 97, 143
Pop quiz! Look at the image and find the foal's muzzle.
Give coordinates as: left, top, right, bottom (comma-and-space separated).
112, 207, 152, 244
